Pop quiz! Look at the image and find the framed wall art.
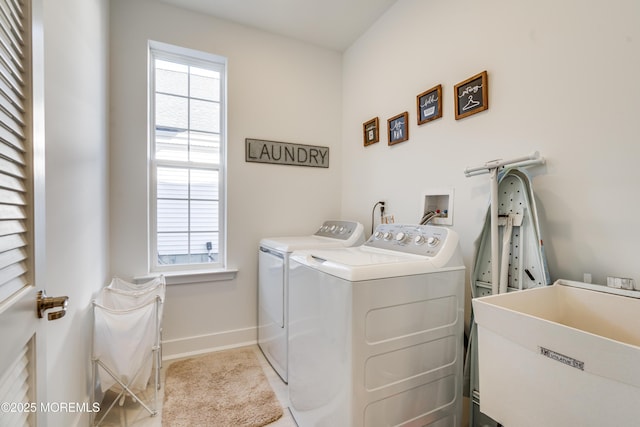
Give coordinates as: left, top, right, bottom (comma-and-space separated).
454, 71, 488, 120
417, 84, 442, 125
388, 112, 409, 145
363, 117, 379, 146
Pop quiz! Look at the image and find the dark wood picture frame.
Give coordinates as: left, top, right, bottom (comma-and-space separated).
363, 117, 379, 146
417, 84, 443, 125
387, 112, 409, 145
454, 71, 488, 120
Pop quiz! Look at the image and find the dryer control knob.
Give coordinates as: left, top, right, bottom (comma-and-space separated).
414, 235, 426, 245
338, 226, 346, 234
394, 232, 408, 243
374, 231, 384, 240
383, 232, 393, 241
427, 236, 440, 247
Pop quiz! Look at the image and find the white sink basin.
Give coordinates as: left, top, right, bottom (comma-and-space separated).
473, 279, 640, 427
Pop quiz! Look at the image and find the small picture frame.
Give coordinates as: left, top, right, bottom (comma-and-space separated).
363, 117, 379, 146
454, 71, 488, 120
417, 84, 442, 125
388, 112, 409, 145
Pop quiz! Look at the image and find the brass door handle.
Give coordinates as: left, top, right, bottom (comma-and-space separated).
37, 290, 69, 321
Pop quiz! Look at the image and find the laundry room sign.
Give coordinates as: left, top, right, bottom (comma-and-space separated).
245, 138, 329, 168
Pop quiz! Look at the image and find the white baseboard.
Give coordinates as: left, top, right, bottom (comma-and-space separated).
161, 326, 257, 361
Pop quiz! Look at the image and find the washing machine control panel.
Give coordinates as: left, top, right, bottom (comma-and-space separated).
366, 224, 449, 257
315, 220, 361, 240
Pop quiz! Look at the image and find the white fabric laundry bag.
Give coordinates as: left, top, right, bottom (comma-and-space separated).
108, 276, 165, 293
93, 278, 165, 394
93, 298, 159, 393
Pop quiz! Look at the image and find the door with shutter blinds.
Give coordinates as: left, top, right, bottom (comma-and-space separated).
0, 0, 47, 425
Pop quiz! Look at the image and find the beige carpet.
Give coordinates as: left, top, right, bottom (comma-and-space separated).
162, 347, 283, 426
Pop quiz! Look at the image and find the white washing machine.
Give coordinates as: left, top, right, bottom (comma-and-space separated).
258, 220, 364, 383
288, 223, 465, 427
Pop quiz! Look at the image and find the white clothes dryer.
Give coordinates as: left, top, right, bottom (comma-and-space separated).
258, 220, 364, 383
288, 223, 465, 427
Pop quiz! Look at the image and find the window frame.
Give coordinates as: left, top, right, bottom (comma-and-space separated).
148, 41, 227, 274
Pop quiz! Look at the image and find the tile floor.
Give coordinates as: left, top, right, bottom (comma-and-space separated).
94, 345, 297, 426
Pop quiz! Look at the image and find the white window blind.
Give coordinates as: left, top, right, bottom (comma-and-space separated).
0, 0, 29, 303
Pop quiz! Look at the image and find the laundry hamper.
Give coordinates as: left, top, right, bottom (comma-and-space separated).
107, 276, 166, 369
91, 276, 165, 426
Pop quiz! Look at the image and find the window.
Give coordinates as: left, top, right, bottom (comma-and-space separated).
149, 42, 226, 272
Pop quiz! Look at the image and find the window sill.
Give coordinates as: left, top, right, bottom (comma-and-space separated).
136, 268, 238, 285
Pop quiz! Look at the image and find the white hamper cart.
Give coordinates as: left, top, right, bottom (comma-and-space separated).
108, 276, 166, 372
91, 276, 165, 426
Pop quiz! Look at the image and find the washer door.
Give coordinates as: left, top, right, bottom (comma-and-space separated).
288, 258, 351, 424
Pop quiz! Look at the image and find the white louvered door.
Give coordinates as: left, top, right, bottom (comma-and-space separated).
0, 0, 47, 426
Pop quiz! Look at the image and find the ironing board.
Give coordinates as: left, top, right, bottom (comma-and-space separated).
464, 155, 550, 427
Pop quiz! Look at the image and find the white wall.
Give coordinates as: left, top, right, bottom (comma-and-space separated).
108, 0, 639, 360
109, 0, 343, 356
342, 0, 640, 288
43, 0, 109, 425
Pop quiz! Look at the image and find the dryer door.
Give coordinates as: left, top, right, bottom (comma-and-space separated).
259, 247, 285, 329
258, 246, 288, 382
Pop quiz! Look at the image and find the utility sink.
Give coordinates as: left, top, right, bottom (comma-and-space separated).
473, 279, 640, 427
